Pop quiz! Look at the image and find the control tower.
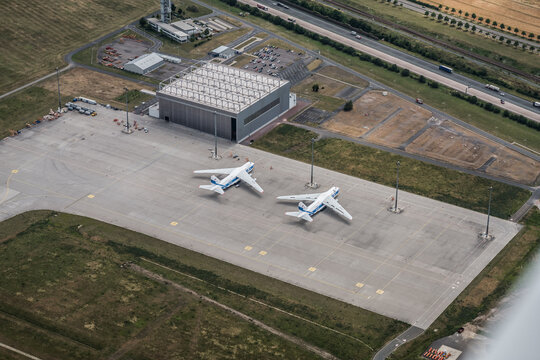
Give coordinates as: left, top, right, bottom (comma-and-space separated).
160, 0, 172, 24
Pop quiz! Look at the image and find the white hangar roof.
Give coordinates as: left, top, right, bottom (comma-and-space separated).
158, 62, 289, 114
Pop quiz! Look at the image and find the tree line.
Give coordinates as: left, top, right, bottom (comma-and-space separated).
219, 0, 537, 131
277, 0, 539, 99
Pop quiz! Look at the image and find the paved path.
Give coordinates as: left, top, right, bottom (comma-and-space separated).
373, 326, 424, 360
0, 18, 159, 100
0, 342, 43, 360
511, 187, 540, 222
362, 108, 402, 138
0, 64, 74, 101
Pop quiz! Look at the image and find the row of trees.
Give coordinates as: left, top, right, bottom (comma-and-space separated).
219, 0, 537, 129
278, 0, 538, 98
451, 92, 540, 130
424, 11, 537, 52
436, 4, 538, 40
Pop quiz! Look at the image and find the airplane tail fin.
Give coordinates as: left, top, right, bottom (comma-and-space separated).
285, 211, 313, 222
199, 184, 224, 195
210, 175, 220, 184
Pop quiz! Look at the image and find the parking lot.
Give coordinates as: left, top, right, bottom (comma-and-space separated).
238, 42, 310, 82
0, 109, 520, 329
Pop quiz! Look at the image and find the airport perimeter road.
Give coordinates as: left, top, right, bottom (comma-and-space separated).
242, 0, 540, 122
0, 109, 520, 330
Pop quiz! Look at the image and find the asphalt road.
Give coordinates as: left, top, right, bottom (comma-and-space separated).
251, 0, 540, 121
373, 325, 424, 360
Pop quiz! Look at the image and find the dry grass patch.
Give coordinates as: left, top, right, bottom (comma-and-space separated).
307, 59, 323, 71
40, 67, 153, 108
317, 66, 369, 88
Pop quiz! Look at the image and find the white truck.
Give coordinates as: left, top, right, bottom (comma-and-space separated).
533, 101, 540, 107
485, 84, 500, 92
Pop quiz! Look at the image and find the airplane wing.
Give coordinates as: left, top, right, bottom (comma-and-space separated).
276, 193, 320, 201
237, 170, 264, 193
193, 167, 236, 175
323, 196, 352, 220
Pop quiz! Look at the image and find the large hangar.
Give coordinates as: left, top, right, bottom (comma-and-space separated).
157, 62, 291, 142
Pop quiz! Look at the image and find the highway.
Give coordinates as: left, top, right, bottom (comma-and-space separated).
248, 0, 540, 121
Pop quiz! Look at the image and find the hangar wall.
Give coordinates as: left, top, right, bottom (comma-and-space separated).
158, 93, 234, 139
157, 82, 291, 142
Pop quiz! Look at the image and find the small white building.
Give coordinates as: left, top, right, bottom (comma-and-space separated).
147, 17, 189, 42
124, 53, 165, 74
209, 46, 235, 59
171, 20, 201, 35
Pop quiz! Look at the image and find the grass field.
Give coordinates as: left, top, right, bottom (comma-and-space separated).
0, 87, 71, 139
292, 77, 346, 111
0, 211, 408, 359
0, 0, 160, 95
392, 207, 540, 359
175, 0, 213, 18
198, 0, 540, 153
252, 124, 530, 218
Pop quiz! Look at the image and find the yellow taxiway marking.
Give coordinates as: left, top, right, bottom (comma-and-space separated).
355, 283, 364, 288
8, 167, 370, 301
87, 194, 95, 199
244, 246, 253, 251
258, 250, 267, 256
170, 221, 178, 226
308, 267, 317, 272
11, 169, 19, 174
376, 289, 384, 295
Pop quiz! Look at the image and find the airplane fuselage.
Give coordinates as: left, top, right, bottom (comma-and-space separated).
210, 162, 254, 190
298, 187, 339, 216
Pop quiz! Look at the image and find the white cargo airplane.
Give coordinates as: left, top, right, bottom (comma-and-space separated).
277, 186, 352, 222
194, 161, 264, 195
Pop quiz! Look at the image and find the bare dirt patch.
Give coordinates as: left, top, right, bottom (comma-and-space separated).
406, 121, 493, 169
323, 91, 429, 138
486, 152, 540, 184
322, 90, 540, 185
367, 104, 432, 148
40, 67, 153, 106
407, 121, 540, 184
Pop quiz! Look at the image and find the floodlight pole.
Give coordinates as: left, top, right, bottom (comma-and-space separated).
123, 87, 132, 134
306, 138, 318, 188
392, 160, 401, 213
56, 67, 61, 112
310, 138, 315, 185
485, 186, 493, 237
213, 111, 218, 159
